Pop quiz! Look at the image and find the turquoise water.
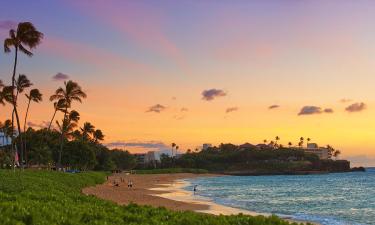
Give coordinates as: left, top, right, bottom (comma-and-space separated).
186, 169, 375, 225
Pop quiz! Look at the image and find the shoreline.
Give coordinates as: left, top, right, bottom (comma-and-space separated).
83, 173, 319, 225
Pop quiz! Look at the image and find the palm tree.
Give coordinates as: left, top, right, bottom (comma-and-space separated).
48, 99, 66, 131
23, 88, 42, 164
56, 110, 80, 141
299, 137, 304, 148
0, 80, 5, 106
171, 143, 176, 157
307, 138, 311, 145
288, 142, 292, 148
93, 129, 104, 143
333, 150, 341, 159
4, 22, 43, 167
50, 81, 86, 169
275, 136, 280, 148
80, 122, 95, 141
175, 145, 179, 156
263, 139, 267, 144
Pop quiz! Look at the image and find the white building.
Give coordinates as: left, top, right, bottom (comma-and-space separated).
0, 132, 12, 147
304, 143, 329, 159
202, 143, 212, 150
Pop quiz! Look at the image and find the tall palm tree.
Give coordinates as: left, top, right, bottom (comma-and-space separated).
307, 138, 311, 145
48, 99, 66, 131
93, 129, 104, 143
275, 136, 280, 148
23, 89, 42, 133
0, 80, 5, 106
80, 122, 95, 141
288, 142, 292, 148
50, 81, 86, 169
263, 139, 267, 144
299, 137, 304, 148
56, 110, 80, 141
4, 22, 43, 168
175, 145, 179, 156
171, 143, 176, 157
23, 88, 42, 164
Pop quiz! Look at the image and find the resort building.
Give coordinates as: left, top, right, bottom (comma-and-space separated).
304, 143, 329, 160
0, 132, 12, 147
202, 143, 212, 150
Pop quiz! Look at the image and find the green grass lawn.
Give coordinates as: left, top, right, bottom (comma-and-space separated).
0, 170, 310, 225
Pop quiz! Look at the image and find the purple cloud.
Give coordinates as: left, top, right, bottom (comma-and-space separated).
202, 89, 227, 101
345, 102, 366, 113
27, 121, 52, 129
146, 104, 166, 113
0, 20, 17, 30
106, 141, 168, 149
269, 105, 280, 109
340, 98, 352, 103
226, 107, 238, 113
324, 108, 334, 113
298, 106, 322, 115
52, 72, 70, 81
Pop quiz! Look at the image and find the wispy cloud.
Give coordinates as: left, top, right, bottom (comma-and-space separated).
41, 36, 153, 74
52, 72, 70, 81
340, 98, 352, 103
324, 108, 334, 113
27, 121, 52, 129
226, 107, 238, 113
298, 106, 333, 115
268, 105, 280, 110
298, 106, 323, 115
106, 141, 168, 149
345, 102, 366, 112
67, 0, 188, 73
146, 104, 166, 113
180, 107, 189, 112
202, 89, 227, 101
0, 20, 17, 30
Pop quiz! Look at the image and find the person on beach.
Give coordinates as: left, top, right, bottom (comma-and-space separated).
128, 180, 133, 188
193, 185, 198, 194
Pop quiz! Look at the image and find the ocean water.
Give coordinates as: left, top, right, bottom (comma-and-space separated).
186, 168, 375, 225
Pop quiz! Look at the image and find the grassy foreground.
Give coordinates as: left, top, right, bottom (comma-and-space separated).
0, 170, 310, 225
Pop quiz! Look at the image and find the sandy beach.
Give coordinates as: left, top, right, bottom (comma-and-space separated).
83, 173, 317, 224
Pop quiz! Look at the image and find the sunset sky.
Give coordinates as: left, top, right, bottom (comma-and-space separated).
1, 0, 375, 166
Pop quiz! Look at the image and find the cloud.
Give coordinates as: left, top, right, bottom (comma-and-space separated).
298, 106, 322, 115
52, 72, 70, 81
226, 107, 238, 113
106, 141, 168, 149
268, 105, 280, 109
68, 1, 189, 74
324, 108, 334, 113
345, 102, 366, 112
340, 98, 352, 103
202, 89, 227, 101
173, 115, 185, 120
171, 96, 177, 100
180, 107, 189, 112
146, 104, 166, 113
27, 121, 52, 129
0, 20, 17, 30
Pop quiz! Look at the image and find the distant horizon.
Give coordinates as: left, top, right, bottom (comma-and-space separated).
1, 0, 375, 166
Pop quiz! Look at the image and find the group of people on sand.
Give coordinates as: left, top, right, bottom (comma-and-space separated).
109, 176, 134, 188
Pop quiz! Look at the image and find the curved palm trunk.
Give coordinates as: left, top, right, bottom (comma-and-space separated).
48, 108, 58, 131
10, 47, 25, 169
58, 106, 68, 170
23, 98, 31, 166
